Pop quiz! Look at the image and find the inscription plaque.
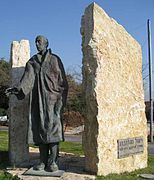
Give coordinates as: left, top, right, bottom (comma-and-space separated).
117, 137, 144, 158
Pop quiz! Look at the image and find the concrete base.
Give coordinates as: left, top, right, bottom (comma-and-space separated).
23, 167, 64, 177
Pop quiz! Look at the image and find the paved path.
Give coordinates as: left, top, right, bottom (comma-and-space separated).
64, 134, 82, 143
0, 126, 8, 131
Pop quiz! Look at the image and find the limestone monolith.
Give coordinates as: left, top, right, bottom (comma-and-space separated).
9, 40, 30, 166
81, 3, 147, 176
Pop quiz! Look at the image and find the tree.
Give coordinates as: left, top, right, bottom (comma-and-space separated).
65, 66, 85, 115
0, 58, 10, 111
63, 66, 85, 129
0, 58, 10, 86
66, 74, 83, 113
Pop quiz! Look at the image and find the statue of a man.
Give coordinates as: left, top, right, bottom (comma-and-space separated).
6, 35, 68, 172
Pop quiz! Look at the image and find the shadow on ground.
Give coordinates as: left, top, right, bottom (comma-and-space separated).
0, 150, 93, 176
0, 151, 9, 169
30, 151, 89, 175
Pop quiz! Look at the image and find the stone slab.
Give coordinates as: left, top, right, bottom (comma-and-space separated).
81, 2, 147, 176
9, 40, 30, 166
23, 168, 65, 177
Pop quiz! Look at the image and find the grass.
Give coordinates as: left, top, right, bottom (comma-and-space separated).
0, 131, 13, 179
30, 141, 84, 156
60, 141, 83, 155
0, 131, 8, 151
30, 141, 83, 156
0, 130, 154, 179
0, 171, 18, 180
1, 131, 83, 156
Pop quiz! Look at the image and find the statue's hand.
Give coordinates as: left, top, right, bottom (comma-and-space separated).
5, 87, 19, 97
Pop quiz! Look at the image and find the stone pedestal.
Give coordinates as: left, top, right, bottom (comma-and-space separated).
81, 3, 147, 176
9, 40, 30, 166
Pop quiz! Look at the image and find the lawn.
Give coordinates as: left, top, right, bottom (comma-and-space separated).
60, 141, 83, 155
0, 171, 18, 180
0, 131, 154, 179
0, 131, 8, 151
0, 131, 83, 155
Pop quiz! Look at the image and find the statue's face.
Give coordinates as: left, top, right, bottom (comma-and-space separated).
35, 36, 47, 52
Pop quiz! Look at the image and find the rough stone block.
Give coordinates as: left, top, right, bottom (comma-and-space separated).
9, 40, 30, 166
81, 3, 147, 175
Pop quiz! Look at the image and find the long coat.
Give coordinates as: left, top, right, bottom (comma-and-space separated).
17, 49, 68, 145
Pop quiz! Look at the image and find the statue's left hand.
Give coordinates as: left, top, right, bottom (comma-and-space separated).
5, 87, 19, 97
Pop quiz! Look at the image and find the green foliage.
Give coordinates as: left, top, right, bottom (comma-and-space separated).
0, 58, 10, 87
0, 108, 6, 116
66, 73, 84, 115
0, 171, 17, 180
0, 58, 10, 109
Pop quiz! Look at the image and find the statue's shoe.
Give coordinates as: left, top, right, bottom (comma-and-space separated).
33, 163, 45, 171
48, 162, 59, 172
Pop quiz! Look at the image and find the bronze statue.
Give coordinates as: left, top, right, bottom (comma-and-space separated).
6, 35, 68, 172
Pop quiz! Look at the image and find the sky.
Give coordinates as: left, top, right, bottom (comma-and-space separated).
0, 0, 154, 99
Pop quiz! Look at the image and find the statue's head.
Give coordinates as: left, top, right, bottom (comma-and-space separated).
35, 35, 49, 52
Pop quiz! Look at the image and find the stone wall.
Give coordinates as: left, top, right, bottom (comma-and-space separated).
81, 3, 147, 175
9, 40, 30, 166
